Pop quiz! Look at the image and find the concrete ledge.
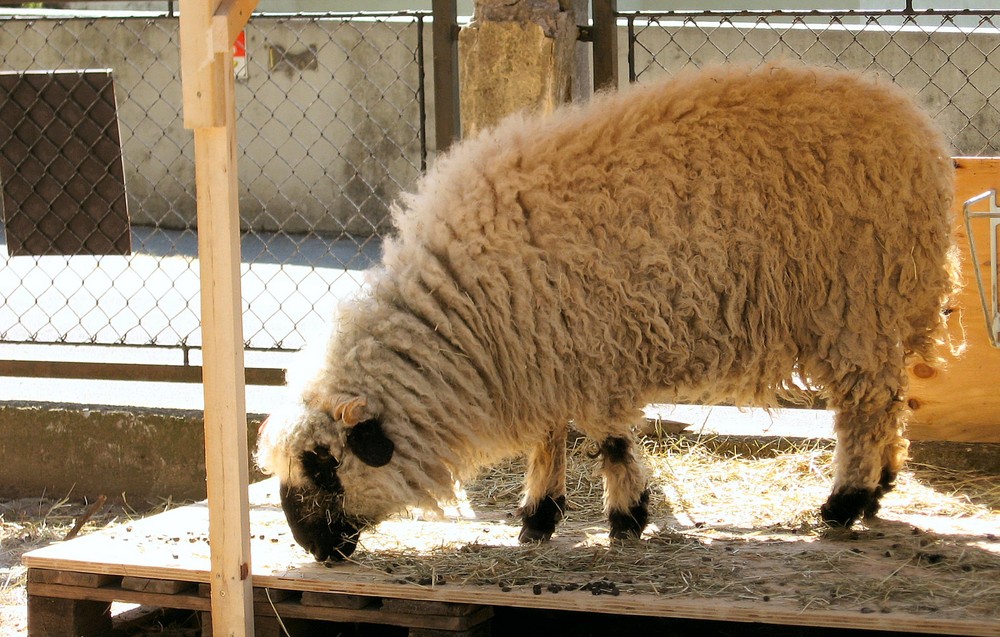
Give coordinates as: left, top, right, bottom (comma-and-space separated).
2, 402, 996, 503
0, 402, 265, 502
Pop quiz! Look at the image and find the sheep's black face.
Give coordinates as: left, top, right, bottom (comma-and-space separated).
280, 445, 362, 561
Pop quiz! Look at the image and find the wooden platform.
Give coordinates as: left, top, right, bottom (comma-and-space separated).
22, 472, 1000, 637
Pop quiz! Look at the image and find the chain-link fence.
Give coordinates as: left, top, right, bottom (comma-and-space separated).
3, 3, 999, 380
0, 10, 430, 367
623, 7, 1000, 157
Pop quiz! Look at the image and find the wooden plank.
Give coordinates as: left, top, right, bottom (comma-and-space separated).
28, 569, 120, 588
179, 0, 225, 128
180, 0, 256, 634
193, 118, 255, 637
299, 591, 375, 609
198, 584, 295, 604
27, 570, 999, 637
266, 569, 999, 637
380, 598, 483, 617
121, 576, 196, 594
258, 599, 494, 631
203, 613, 304, 637
28, 581, 210, 612
908, 157, 1000, 442
254, 587, 294, 604
212, 0, 259, 54
26, 595, 112, 637
22, 480, 1000, 637
0, 359, 284, 385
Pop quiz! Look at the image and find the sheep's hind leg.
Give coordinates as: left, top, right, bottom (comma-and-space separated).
821, 374, 909, 528
518, 422, 568, 543
600, 435, 650, 540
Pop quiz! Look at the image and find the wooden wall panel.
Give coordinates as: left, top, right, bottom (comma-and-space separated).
908, 157, 1000, 442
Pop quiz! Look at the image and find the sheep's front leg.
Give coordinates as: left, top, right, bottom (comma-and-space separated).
518, 422, 568, 543
600, 435, 650, 539
821, 377, 909, 527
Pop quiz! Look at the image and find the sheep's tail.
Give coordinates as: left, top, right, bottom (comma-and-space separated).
938, 242, 967, 360
905, 240, 966, 366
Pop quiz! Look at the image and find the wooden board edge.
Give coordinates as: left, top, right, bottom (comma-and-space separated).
254, 574, 999, 637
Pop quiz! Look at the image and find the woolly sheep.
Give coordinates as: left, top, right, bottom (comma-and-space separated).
257, 63, 957, 561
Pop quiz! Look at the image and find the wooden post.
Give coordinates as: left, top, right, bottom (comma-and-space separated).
459, 1, 578, 137
591, 0, 618, 91
432, 0, 461, 151
179, 0, 258, 635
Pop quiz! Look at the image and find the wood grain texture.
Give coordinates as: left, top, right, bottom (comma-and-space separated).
22, 480, 1000, 637
908, 157, 1000, 442
180, 0, 260, 633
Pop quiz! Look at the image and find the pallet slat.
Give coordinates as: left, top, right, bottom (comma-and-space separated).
259, 599, 494, 631
122, 576, 196, 594
26, 595, 112, 637
299, 591, 375, 610
28, 569, 120, 588
28, 581, 211, 612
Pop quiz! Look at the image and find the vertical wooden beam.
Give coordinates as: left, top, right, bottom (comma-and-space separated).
591, 0, 619, 91
180, 0, 224, 128
432, 0, 461, 151
179, 1, 258, 635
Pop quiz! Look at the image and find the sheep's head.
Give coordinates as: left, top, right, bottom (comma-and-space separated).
257, 395, 395, 561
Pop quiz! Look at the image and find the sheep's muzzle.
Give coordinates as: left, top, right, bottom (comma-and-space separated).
279, 482, 361, 561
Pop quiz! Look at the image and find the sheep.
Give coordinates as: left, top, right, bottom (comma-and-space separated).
256, 63, 958, 561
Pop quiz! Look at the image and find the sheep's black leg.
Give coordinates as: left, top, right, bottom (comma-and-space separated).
822, 466, 898, 526
822, 371, 909, 528
518, 423, 567, 543
599, 435, 650, 540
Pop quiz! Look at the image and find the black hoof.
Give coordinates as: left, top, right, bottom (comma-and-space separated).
609, 489, 650, 540
821, 487, 879, 527
519, 495, 565, 543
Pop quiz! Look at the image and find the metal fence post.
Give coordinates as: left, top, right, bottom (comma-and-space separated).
592, 0, 619, 91
432, 0, 460, 151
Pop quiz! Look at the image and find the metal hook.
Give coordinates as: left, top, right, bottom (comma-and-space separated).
963, 189, 1000, 348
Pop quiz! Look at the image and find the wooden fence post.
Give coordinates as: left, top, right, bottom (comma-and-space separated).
179, 0, 258, 635
432, 0, 461, 151
591, 0, 618, 91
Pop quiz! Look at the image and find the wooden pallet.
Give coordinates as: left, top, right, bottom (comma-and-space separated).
23, 480, 1000, 637
27, 568, 492, 636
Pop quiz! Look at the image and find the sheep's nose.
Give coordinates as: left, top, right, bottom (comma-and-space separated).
308, 532, 359, 562
279, 482, 360, 562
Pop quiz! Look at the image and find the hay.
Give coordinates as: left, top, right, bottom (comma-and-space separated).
339, 434, 1000, 621
3, 433, 998, 629
0, 493, 179, 634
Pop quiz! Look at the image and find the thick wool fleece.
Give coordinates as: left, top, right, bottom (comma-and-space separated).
257, 63, 956, 523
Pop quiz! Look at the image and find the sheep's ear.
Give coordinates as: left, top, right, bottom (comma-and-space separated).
346, 418, 395, 467
331, 396, 367, 426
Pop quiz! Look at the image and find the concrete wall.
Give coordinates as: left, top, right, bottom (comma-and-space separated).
1, 401, 997, 501
0, 403, 265, 502
1, 15, 431, 235
2, 13, 997, 238
623, 18, 1000, 157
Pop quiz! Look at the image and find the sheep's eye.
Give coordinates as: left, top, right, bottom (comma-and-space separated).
301, 445, 343, 494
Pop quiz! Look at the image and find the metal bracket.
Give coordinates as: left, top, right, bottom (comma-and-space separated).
963, 189, 1000, 348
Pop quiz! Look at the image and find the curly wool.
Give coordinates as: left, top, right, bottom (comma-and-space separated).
258, 63, 956, 523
